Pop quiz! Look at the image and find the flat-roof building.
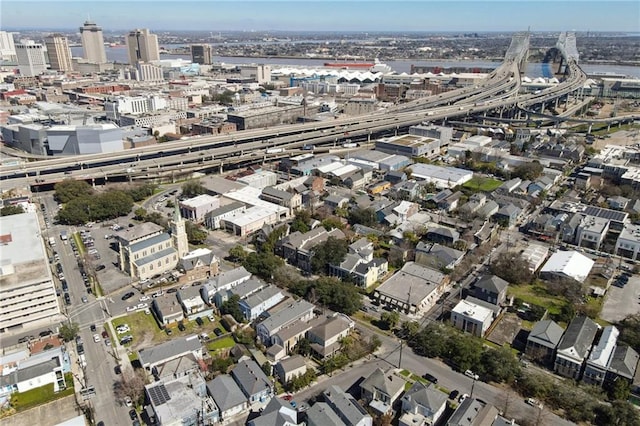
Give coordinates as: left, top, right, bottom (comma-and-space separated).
375, 134, 441, 158
408, 163, 473, 189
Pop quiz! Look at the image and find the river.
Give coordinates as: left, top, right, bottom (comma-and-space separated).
70, 46, 639, 79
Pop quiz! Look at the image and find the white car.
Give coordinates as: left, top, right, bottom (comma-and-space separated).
139, 295, 150, 302
464, 370, 479, 380
117, 326, 130, 334
526, 398, 543, 409
139, 278, 150, 284
124, 396, 133, 407
137, 303, 148, 310
126, 306, 136, 312
93, 334, 101, 343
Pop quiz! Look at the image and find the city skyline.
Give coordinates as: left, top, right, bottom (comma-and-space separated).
2, 0, 639, 33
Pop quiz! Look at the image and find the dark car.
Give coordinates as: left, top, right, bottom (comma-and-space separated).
121, 292, 135, 301
129, 409, 138, 421
422, 373, 438, 384
165, 328, 173, 336
195, 317, 204, 326
167, 288, 178, 294
61, 280, 68, 291
90, 324, 97, 332
114, 365, 122, 375
178, 322, 186, 332
39, 329, 53, 337
64, 293, 71, 305
449, 390, 460, 400
96, 264, 106, 271
214, 328, 223, 337
102, 330, 109, 339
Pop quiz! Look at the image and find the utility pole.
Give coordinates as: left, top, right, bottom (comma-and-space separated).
399, 286, 412, 369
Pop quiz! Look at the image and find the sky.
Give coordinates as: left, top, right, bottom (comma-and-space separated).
1, 0, 639, 33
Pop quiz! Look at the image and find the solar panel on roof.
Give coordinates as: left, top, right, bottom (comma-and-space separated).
148, 384, 171, 406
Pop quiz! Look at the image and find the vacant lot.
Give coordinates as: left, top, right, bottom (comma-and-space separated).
462, 177, 503, 192
507, 283, 566, 316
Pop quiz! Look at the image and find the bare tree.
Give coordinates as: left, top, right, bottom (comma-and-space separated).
498, 390, 516, 419
113, 369, 147, 406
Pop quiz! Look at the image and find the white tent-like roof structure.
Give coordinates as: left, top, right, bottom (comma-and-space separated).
540, 250, 595, 283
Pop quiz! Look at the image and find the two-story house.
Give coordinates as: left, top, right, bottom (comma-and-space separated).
276, 227, 346, 272
554, 316, 600, 380
472, 275, 508, 306
323, 385, 372, 426
231, 360, 273, 404
206, 374, 249, 421
274, 355, 307, 385
399, 381, 448, 426
525, 320, 565, 366
307, 314, 355, 360
360, 368, 405, 416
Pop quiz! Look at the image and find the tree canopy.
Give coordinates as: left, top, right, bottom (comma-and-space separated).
181, 180, 206, 199
512, 161, 543, 181
348, 207, 377, 227
220, 294, 245, 323
289, 276, 362, 315
185, 220, 208, 245
243, 251, 284, 281
489, 251, 534, 284
310, 237, 348, 274
0, 204, 24, 216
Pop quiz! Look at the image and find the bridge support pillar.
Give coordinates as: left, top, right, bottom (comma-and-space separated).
92, 178, 96, 188
588, 124, 593, 134
555, 98, 559, 109
607, 124, 611, 132
220, 163, 223, 174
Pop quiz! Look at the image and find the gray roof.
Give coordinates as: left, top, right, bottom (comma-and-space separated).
178, 285, 204, 302
248, 398, 297, 426
16, 357, 60, 382
129, 231, 171, 253
557, 316, 599, 360
240, 286, 283, 310
138, 335, 201, 367
403, 381, 448, 412
203, 266, 251, 294
608, 345, 640, 379
134, 247, 177, 267
475, 275, 509, 294
230, 279, 265, 299
231, 360, 272, 398
261, 186, 294, 202
528, 320, 565, 348
179, 250, 216, 271
323, 385, 370, 426
205, 201, 246, 218
118, 221, 164, 245
206, 374, 247, 412
258, 299, 315, 336
360, 368, 405, 399
306, 402, 346, 426
277, 355, 306, 375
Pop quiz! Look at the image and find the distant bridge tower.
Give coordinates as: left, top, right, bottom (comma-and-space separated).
504, 31, 530, 74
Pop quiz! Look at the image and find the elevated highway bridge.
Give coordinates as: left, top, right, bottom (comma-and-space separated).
2, 32, 602, 188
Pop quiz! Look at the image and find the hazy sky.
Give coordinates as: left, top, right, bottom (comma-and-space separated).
2, 0, 639, 32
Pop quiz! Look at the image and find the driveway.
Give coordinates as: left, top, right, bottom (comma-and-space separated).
601, 275, 640, 323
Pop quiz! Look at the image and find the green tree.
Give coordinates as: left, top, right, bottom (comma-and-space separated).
310, 237, 348, 274
512, 161, 544, 180
321, 217, 345, 231
243, 252, 284, 281
56, 198, 90, 225
93, 191, 134, 220
401, 321, 420, 338
447, 332, 483, 372
261, 362, 272, 377
181, 180, 206, 198
54, 179, 94, 203
479, 346, 521, 383
185, 220, 207, 245
220, 294, 244, 323
606, 377, 631, 401
126, 183, 157, 202
293, 337, 312, 356
134, 207, 147, 221
489, 251, 534, 284
348, 207, 377, 227
59, 322, 80, 342
290, 209, 311, 233
380, 311, 400, 330
616, 314, 640, 351
0, 204, 24, 216
228, 245, 247, 263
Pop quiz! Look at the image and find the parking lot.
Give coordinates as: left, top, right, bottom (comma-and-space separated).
601, 273, 640, 323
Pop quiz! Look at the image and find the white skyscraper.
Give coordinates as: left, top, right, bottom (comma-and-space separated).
0, 31, 17, 62
44, 34, 73, 72
79, 20, 107, 64
126, 29, 159, 65
15, 40, 47, 77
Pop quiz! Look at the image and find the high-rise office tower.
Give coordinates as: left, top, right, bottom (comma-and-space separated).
0, 31, 17, 62
126, 29, 159, 65
44, 34, 73, 72
80, 20, 107, 64
190, 44, 213, 65
15, 40, 47, 76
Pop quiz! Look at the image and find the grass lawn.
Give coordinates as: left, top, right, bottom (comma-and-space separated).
112, 311, 166, 348
462, 177, 503, 192
10, 373, 74, 412
507, 283, 566, 316
72, 232, 86, 256
207, 336, 235, 351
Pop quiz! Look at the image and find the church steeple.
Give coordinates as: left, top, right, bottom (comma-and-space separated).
170, 197, 189, 257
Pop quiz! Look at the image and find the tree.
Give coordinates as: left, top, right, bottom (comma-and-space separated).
0, 204, 24, 216
479, 346, 521, 383
113, 369, 147, 406
261, 362, 272, 377
321, 217, 345, 231
243, 252, 284, 281
54, 179, 93, 203
220, 294, 244, 323
133, 207, 147, 221
605, 377, 631, 401
290, 209, 312, 233
348, 207, 377, 227
618, 314, 640, 351
490, 251, 534, 284
59, 322, 80, 342
181, 180, 205, 198
293, 337, 311, 356
401, 321, 420, 338
512, 161, 543, 180
185, 220, 207, 245
228, 245, 247, 263
126, 183, 157, 202
380, 311, 400, 330
310, 237, 348, 274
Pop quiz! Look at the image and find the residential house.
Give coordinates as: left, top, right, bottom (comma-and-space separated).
608, 196, 630, 211
324, 194, 349, 211
496, 178, 522, 194
393, 200, 419, 222
152, 293, 185, 327
554, 316, 600, 380
271, 320, 314, 355
583, 326, 620, 386
306, 402, 347, 426
425, 227, 460, 246
220, 279, 265, 307
276, 227, 346, 272
177, 248, 219, 285
393, 180, 422, 201
360, 368, 406, 416
177, 286, 206, 316
256, 299, 315, 345
451, 299, 495, 337
447, 397, 501, 426
374, 262, 449, 315
576, 216, 610, 250
414, 242, 465, 270
201, 266, 251, 305
0, 345, 70, 395
526, 320, 565, 365
559, 213, 582, 244
274, 355, 307, 385
438, 191, 463, 212
476, 200, 499, 220
575, 173, 591, 190
206, 374, 249, 420
307, 314, 355, 360
260, 186, 302, 215
616, 223, 640, 261
145, 371, 219, 426
231, 360, 274, 404
247, 397, 297, 426
138, 335, 203, 371
472, 275, 508, 306
459, 193, 487, 216
323, 385, 373, 426
606, 345, 640, 387
345, 171, 368, 191
493, 204, 522, 227
399, 381, 448, 426
329, 238, 388, 288
385, 170, 407, 185
238, 285, 285, 322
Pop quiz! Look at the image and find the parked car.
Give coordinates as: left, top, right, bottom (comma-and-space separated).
214, 328, 223, 337
526, 398, 543, 409
129, 409, 138, 421
93, 334, 101, 343
178, 322, 186, 332
102, 330, 109, 339
96, 264, 106, 271
167, 288, 178, 294
121, 292, 135, 301
449, 390, 460, 400
139, 295, 150, 302
39, 329, 53, 337
464, 370, 479, 380
195, 317, 204, 326
81, 296, 88, 303
114, 365, 121, 375
422, 373, 438, 383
